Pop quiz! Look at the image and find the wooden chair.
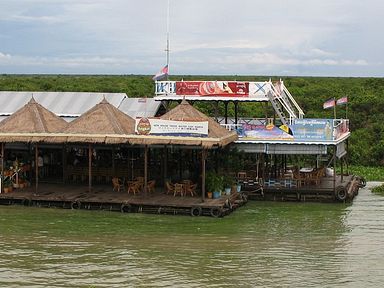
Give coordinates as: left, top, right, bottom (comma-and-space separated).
112, 177, 124, 192
174, 183, 184, 197
185, 183, 197, 197
293, 170, 306, 187
127, 181, 141, 195
147, 180, 156, 193
165, 181, 175, 195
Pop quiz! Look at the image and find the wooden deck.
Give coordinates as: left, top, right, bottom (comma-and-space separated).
246, 175, 362, 202
0, 183, 246, 217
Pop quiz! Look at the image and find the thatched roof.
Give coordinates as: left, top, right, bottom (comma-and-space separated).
60, 98, 135, 144
0, 98, 68, 143
129, 100, 238, 147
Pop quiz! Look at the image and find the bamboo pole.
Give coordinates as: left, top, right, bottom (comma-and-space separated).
144, 145, 148, 195
333, 145, 336, 193
88, 144, 92, 193
0, 144, 3, 190
201, 149, 206, 202
35, 144, 38, 194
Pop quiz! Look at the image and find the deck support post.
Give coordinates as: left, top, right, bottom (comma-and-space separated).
333, 145, 336, 193
341, 155, 344, 183
1, 143, 4, 192
35, 144, 38, 194
88, 144, 92, 193
112, 146, 115, 176
163, 145, 168, 185
144, 145, 148, 195
224, 101, 228, 124
346, 139, 349, 175
62, 144, 67, 184
234, 101, 238, 125
201, 148, 207, 203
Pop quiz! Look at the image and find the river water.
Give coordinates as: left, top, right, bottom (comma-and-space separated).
1, 182, 383, 287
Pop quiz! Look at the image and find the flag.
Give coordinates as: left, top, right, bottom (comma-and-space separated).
323, 98, 335, 109
152, 65, 169, 81
336, 96, 348, 106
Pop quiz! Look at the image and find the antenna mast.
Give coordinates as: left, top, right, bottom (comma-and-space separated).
166, 0, 170, 80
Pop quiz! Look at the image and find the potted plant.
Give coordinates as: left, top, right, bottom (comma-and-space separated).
223, 175, 234, 195
3, 178, 13, 193
206, 171, 223, 199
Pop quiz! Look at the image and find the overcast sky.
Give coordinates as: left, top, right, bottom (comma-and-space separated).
0, 0, 383, 76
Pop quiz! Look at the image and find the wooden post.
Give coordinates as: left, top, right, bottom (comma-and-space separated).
112, 146, 115, 176
340, 154, 344, 183
62, 144, 67, 184
0, 143, 3, 191
164, 145, 168, 183
346, 139, 349, 175
234, 101, 238, 125
88, 144, 92, 193
333, 145, 336, 193
201, 149, 207, 202
144, 145, 148, 195
35, 144, 38, 194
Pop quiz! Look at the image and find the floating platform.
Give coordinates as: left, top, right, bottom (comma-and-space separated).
245, 175, 364, 202
0, 184, 247, 217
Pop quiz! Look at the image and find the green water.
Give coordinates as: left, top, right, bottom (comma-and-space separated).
1, 183, 384, 287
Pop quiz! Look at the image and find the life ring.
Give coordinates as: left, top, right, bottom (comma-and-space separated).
21, 198, 31, 206
210, 207, 223, 218
120, 203, 132, 213
71, 201, 81, 209
191, 206, 202, 217
335, 186, 347, 201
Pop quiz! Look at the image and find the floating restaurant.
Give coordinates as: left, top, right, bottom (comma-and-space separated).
0, 81, 365, 217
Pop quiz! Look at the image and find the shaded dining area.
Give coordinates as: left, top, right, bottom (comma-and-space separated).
0, 97, 246, 217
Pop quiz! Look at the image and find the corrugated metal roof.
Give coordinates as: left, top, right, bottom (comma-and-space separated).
118, 97, 162, 118
0, 92, 162, 120
0, 91, 126, 117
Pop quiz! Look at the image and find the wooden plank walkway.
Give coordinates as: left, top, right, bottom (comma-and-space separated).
247, 175, 361, 202
0, 183, 246, 217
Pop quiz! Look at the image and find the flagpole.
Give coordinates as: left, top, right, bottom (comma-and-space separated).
165, 0, 170, 80
333, 98, 336, 119
346, 102, 348, 119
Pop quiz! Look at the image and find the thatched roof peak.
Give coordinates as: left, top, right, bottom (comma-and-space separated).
63, 99, 135, 136
159, 100, 238, 145
0, 98, 67, 134
28, 96, 37, 104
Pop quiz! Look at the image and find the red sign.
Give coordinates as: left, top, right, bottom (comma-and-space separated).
175, 81, 249, 97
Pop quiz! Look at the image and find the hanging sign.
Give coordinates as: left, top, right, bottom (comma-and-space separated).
135, 118, 209, 137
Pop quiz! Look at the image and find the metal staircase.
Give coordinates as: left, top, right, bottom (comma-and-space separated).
266, 80, 304, 125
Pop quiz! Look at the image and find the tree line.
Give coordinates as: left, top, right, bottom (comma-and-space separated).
0, 74, 383, 167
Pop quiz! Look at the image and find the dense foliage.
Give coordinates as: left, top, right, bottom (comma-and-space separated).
1, 74, 383, 167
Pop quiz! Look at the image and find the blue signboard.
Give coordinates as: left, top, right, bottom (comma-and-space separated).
292, 119, 333, 141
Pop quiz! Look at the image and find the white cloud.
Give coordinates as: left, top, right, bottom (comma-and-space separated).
0, 0, 382, 76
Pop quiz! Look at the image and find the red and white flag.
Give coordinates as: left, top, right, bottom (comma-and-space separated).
152, 65, 169, 81
336, 96, 348, 105
323, 98, 336, 109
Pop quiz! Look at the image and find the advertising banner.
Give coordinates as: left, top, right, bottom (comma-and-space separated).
237, 118, 337, 142
175, 81, 249, 97
135, 118, 208, 137
238, 124, 294, 141
291, 119, 334, 141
